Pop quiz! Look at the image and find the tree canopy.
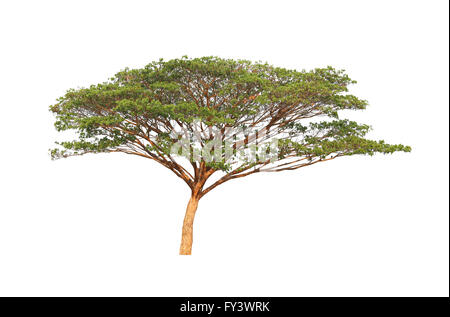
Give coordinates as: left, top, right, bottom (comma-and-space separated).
50, 56, 410, 198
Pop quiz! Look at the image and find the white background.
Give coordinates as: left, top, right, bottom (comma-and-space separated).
0, 0, 448, 296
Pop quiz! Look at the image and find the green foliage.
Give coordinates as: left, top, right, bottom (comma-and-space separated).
50, 56, 410, 176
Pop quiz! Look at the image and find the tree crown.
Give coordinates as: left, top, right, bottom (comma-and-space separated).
50, 56, 410, 196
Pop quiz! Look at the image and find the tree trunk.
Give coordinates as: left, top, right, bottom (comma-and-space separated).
179, 194, 200, 255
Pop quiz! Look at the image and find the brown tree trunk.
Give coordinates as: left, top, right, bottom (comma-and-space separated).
179, 194, 200, 255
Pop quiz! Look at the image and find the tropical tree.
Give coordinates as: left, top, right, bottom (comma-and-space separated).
50, 56, 410, 255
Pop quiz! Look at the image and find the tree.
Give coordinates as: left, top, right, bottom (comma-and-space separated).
50, 56, 411, 255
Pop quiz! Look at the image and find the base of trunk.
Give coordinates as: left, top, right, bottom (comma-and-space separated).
179, 195, 199, 255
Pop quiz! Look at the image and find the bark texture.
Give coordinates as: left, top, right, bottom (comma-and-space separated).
179, 195, 200, 255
